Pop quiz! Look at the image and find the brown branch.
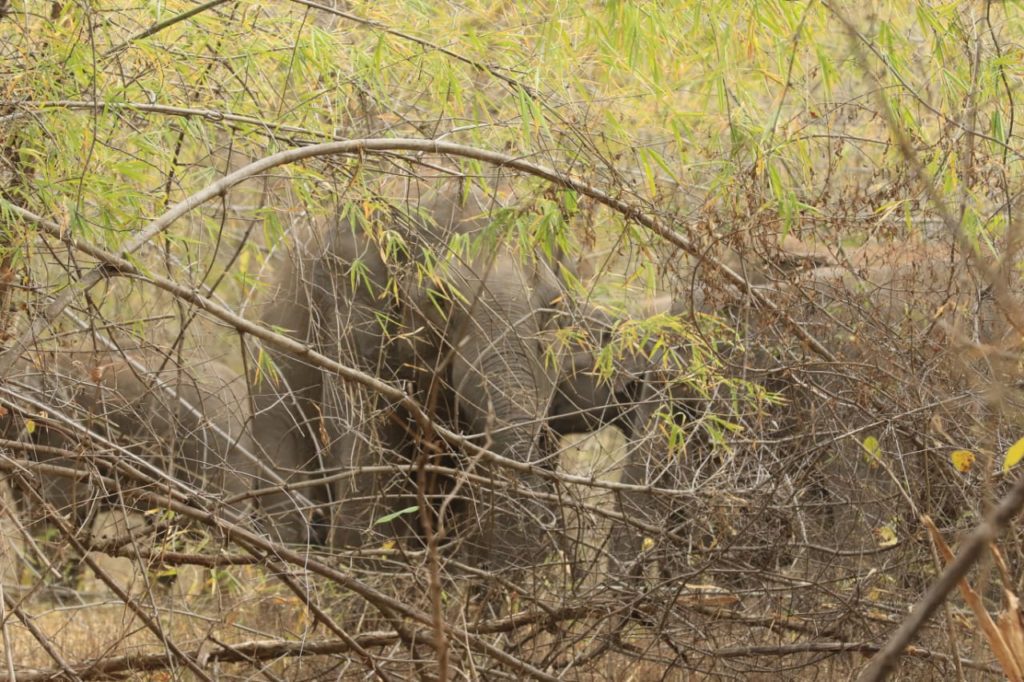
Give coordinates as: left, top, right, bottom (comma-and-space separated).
415, 450, 448, 679
712, 641, 998, 673
856, 473, 1024, 681
923, 515, 1021, 681
0, 631, 405, 682
103, 546, 257, 567
689, 603, 998, 674
0, 454, 562, 681
819, 0, 1022, 161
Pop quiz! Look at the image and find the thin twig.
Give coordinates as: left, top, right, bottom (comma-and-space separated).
0, 579, 14, 682
1, 589, 81, 680
289, 0, 536, 97
13, 473, 214, 681
0, 453, 563, 682
103, 0, 232, 56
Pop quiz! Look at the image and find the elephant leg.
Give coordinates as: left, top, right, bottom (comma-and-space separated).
1, 359, 101, 585
249, 375, 328, 545
319, 372, 423, 548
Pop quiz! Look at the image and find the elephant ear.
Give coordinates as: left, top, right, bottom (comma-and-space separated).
610, 348, 651, 399
562, 344, 647, 404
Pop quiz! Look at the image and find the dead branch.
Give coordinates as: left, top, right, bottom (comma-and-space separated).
857, 474, 1024, 681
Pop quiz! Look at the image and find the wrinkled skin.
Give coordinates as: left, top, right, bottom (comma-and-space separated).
1, 348, 256, 534
253, 180, 568, 569
411, 251, 564, 568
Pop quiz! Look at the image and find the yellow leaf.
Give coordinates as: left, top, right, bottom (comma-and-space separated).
874, 524, 898, 548
951, 449, 975, 473
24, 419, 35, 435
381, 540, 396, 551
641, 537, 655, 552
1003, 437, 1024, 472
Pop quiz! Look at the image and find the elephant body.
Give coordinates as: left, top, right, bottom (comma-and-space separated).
547, 239, 1021, 583
1, 348, 256, 536
253, 179, 568, 569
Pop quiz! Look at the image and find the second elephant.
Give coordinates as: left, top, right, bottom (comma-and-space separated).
1, 346, 257, 538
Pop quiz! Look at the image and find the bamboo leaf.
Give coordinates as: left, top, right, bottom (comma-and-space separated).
1003, 438, 1024, 473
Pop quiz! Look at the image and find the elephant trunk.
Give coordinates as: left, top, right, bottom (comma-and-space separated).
447, 274, 556, 570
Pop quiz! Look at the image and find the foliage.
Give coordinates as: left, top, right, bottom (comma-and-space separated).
3, 1, 1024, 680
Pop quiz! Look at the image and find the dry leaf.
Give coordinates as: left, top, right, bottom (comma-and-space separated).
1004, 437, 1024, 472
874, 524, 898, 548
951, 449, 976, 473
998, 591, 1024, 675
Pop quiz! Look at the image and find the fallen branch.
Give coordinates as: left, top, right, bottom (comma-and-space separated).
712, 641, 998, 674
0, 631, 404, 682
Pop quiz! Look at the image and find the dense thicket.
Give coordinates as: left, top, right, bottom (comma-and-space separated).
2, 2, 1024, 679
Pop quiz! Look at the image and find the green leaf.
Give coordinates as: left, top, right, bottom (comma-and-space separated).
1003, 437, 1024, 472
374, 506, 419, 526
862, 436, 882, 466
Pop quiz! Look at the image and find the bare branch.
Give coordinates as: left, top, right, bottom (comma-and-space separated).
856, 474, 1024, 681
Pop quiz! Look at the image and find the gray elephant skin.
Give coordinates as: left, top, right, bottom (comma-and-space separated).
252, 179, 570, 570
1, 349, 256, 537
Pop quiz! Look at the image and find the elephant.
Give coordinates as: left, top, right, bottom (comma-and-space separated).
548, 237, 1024, 585
252, 178, 572, 570
546, 284, 821, 582
546, 309, 710, 579
0, 346, 257, 541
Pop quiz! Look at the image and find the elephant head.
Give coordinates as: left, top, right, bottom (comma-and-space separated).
406, 245, 565, 568
544, 296, 726, 579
